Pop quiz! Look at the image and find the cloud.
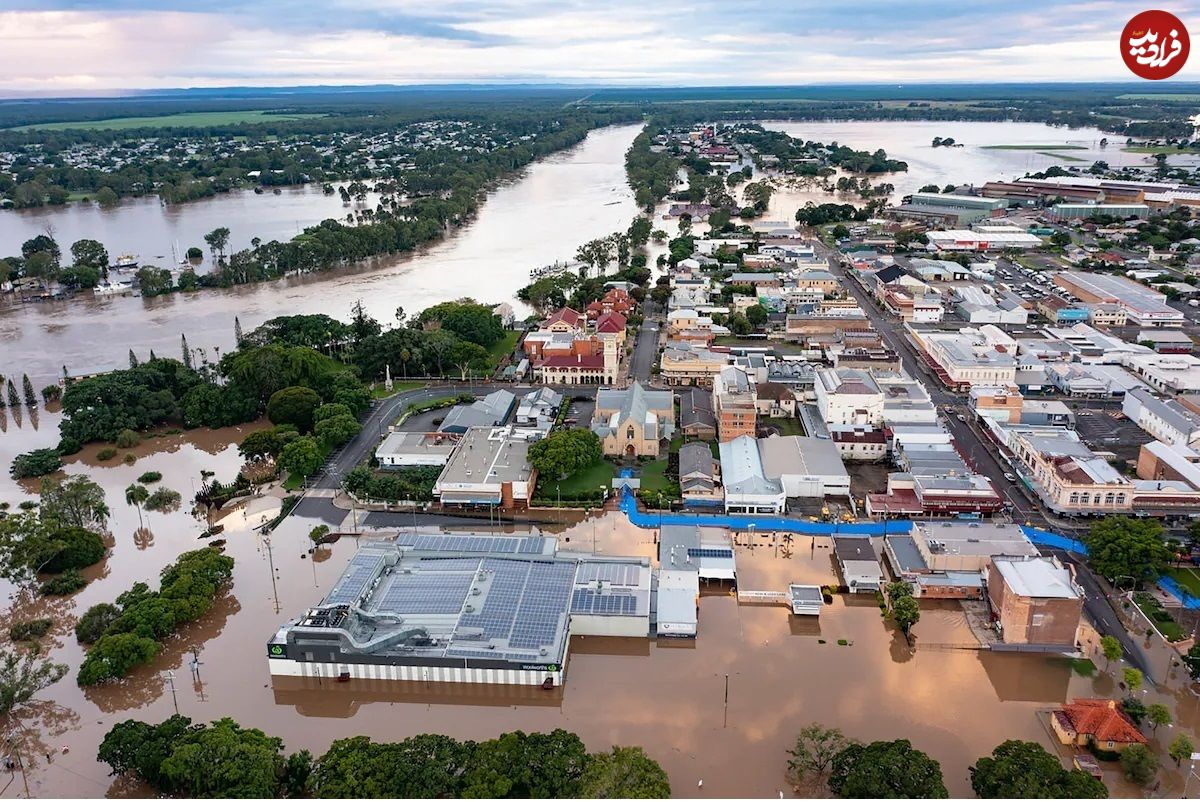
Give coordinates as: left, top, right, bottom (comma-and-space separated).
1, 0, 1199, 91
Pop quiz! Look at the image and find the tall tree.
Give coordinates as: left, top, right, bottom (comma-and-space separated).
1085, 517, 1171, 584
129, 349, 139, 369
970, 740, 1107, 798
579, 746, 671, 798
829, 739, 947, 799
1100, 635, 1122, 670
0, 647, 67, 718
787, 724, 856, 788
39, 475, 110, 530
234, 316, 243, 345
181, 334, 192, 370
125, 483, 149, 527
203, 227, 231, 263
21, 374, 35, 406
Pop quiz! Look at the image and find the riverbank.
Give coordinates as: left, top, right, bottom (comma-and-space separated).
0, 124, 644, 384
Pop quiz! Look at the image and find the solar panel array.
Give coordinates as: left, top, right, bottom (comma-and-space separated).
571, 589, 638, 615
324, 551, 388, 605
452, 558, 528, 644
414, 557, 483, 572
688, 547, 734, 559
575, 562, 641, 586
378, 572, 474, 614
395, 534, 546, 554
510, 562, 575, 649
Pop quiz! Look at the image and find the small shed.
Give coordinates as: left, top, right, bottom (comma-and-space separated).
789, 584, 824, 616
832, 536, 883, 594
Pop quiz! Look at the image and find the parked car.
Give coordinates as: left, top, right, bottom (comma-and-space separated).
1003, 472, 1016, 482
956, 413, 967, 422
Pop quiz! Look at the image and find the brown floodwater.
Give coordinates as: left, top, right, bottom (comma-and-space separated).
1, 428, 1187, 798
0, 123, 643, 385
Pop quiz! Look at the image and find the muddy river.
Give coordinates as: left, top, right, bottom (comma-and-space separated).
1, 406, 1189, 798
0, 124, 642, 385
0, 119, 1172, 387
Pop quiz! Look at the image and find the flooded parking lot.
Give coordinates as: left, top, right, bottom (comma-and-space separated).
0, 431, 1164, 799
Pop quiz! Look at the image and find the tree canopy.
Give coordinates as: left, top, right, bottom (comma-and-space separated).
528, 429, 603, 481
829, 739, 948, 798
1085, 517, 1171, 584
969, 740, 1107, 798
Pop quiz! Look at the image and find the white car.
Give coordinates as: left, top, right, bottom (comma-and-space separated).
1003, 472, 1017, 482
956, 413, 967, 422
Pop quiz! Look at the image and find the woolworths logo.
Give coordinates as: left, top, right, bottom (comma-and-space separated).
269, 644, 285, 657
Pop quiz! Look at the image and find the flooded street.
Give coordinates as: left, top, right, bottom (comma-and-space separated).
1, 115, 1195, 798
0, 439, 1172, 798
0, 124, 641, 384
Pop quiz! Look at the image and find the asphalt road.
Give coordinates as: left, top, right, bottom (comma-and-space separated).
314, 383, 469, 490
1052, 549, 1153, 677
630, 297, 661, 382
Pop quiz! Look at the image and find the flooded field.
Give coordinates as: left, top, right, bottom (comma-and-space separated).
1, 419, 1186, 798
762, 120, 1153, 198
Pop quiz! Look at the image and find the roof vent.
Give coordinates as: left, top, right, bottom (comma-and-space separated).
464, 604, 476, 613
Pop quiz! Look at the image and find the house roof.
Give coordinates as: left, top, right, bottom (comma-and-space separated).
593, 382, 675, 441
595, 311, 627, 333
679, 441, 716, 479
680, 388, 717, 431
541, 353, 606, 369
1058, 699, 1147, 745
542, 307, 583, 328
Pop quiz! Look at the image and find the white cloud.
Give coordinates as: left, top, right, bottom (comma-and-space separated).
1, 2, 1199, 91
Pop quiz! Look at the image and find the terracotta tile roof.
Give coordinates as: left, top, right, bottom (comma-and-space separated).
540, 353, 606, 370
595, 312, 627, 333
542, 307, 583, 328
1059, 699, 1147, 745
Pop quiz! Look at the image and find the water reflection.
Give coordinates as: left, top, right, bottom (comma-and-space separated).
272, 677, 565, 718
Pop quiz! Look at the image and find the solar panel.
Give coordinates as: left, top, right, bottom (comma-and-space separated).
510, 561, 574, 649
324, 551, 387, 605
688, 548, 734, 559
416, 557, 482, 572
571, 589, 637, 615
576, 563, 641, 586
378, 573, 474, 614
402, 534, 543, 554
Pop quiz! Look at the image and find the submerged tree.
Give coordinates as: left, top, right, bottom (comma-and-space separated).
21, 374, 35, 406
0, 646, 68, 718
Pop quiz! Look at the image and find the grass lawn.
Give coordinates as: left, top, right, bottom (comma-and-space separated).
980, 144, 1087, 151
762, 417, 806, 436
12, 110, 326, 131
1123, 145, 1200, 154
488, 331, 521, 369
639, 459, 676, 494
1037, 151, 1086, 162
1166, 565, 1200, 598
547, 460, 617, 496
371, 381, 426, 399
1133, 592, 1187, 641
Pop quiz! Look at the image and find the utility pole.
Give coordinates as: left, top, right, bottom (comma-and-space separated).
166, 670, 179, 715
265, 536, 280, 613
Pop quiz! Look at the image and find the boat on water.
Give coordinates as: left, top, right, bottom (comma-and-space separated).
112, 254, 139, 271
94, 280, 134, 297
529, 259, 583, 280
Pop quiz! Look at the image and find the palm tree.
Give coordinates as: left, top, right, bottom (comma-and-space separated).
125, 483, 149, 527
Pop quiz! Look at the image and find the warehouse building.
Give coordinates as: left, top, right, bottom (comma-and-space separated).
268, 533, 652, 687
1050, 203, 1150, 221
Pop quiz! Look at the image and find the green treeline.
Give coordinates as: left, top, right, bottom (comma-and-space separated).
98, 716, 671, 798
76, 548, 234, 685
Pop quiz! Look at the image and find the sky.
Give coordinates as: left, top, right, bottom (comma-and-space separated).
3, 0, 1200, 93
